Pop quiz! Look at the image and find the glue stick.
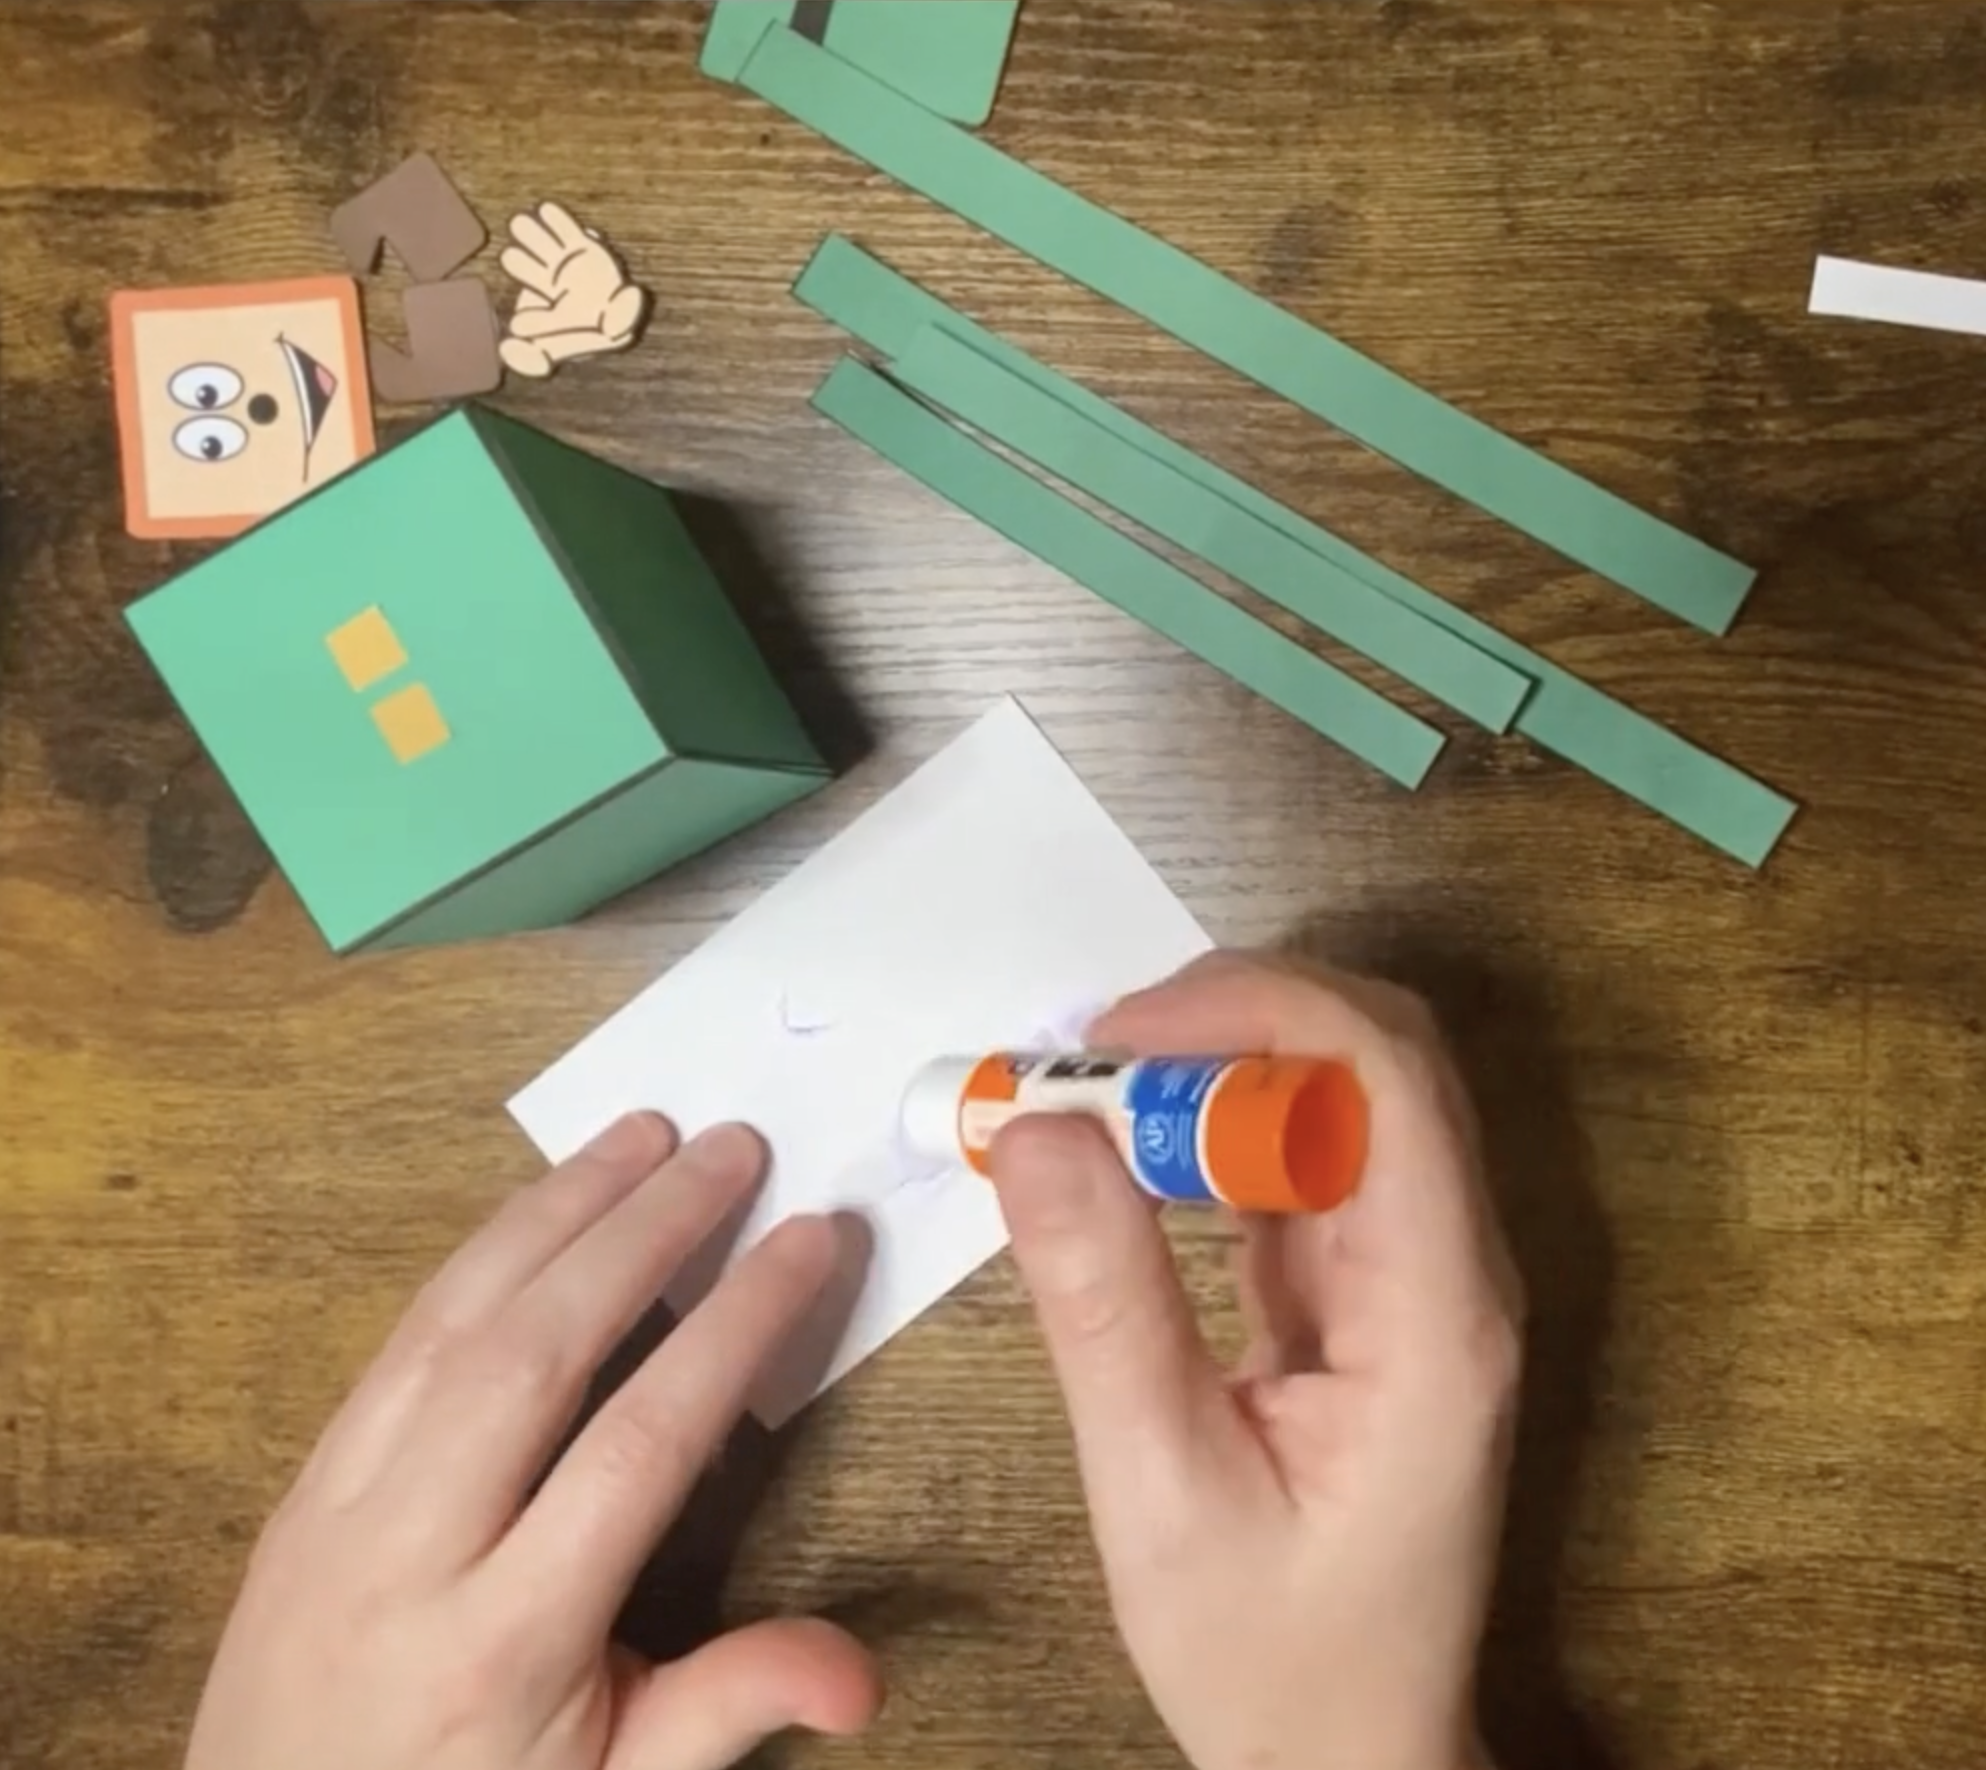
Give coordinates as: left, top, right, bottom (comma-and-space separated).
899, 1053, 1367, 1213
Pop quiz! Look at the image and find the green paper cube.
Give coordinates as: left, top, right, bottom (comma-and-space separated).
127, 407, 830, 954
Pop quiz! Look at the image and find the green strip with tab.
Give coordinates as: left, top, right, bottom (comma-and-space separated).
893, 326, 1532, 734
740, 26, 1756, 636
812, 359, 1446, 788
700, 1, 793, 80
819, 0, 1020, 127
794, 238, 1797, 865
704, 0, 1020, 126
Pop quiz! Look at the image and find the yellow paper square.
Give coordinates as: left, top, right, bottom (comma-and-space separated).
371, 682, 450, 763
326, 606, 408, 693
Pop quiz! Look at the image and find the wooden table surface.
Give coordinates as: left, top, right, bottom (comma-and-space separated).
5, 2, 1985, 1766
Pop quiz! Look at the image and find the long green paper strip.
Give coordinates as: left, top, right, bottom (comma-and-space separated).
794, 238, 1798, 865
738, 25, 1756, 637
812, 359, 1446, 788
894, 326, 1532, 735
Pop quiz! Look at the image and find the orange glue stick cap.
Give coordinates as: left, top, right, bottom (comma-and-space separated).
1205, 1057, 1368, 1212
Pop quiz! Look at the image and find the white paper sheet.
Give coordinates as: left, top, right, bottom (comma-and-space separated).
1810, 255, 1986, 339
508, 698, 1211, 1423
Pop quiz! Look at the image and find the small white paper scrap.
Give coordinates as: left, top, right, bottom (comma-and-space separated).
1810, 255, 1986, 340
508, 697, 1211, 1424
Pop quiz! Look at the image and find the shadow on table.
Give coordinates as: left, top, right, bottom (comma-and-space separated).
1289, 918, 1620, 1770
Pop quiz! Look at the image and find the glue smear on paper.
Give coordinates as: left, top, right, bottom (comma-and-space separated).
508, 699, 1210, 1424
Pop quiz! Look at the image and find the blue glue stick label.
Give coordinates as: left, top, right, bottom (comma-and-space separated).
1123, 1058, 1221, 1202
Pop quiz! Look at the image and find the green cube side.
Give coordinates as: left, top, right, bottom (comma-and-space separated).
364, 756, 827, 951
474, 410, 825, 775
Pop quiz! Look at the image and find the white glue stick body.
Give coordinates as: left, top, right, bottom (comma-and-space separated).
899, 1052, 1366, 1213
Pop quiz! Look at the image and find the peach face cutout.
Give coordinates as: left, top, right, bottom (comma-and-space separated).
110, 276, 377, 540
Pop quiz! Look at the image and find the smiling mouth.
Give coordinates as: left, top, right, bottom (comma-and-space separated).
278, 336, 340, 462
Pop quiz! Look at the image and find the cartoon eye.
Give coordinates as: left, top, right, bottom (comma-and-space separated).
173, 416, 249, 463
167, 364, 245, 411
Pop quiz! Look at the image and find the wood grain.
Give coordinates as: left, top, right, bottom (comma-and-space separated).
4, 3, 1986, 1767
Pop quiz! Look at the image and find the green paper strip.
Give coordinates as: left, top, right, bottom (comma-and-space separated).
739, 26, 1756, 637
704, 0, 1020, 128
701, 1, 792, 81
812, 358, 1446, 788
816, 0, 1020, 128
794, 238, 1798, 865
893, 326, 1532, 735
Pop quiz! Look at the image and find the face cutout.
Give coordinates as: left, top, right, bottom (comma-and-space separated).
110, 277, 377, 540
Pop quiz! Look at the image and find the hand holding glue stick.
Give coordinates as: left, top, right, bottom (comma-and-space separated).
901, 1052, 1368, 1212
980, 953, 1522, 1770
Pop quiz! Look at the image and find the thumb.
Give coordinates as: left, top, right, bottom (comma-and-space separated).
610, 1617, 882, 1770
990, 1116, 1232, 1486
498, 338, 554, 379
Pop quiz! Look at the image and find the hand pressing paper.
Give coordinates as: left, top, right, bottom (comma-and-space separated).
498, 201, 650, 379
508, 698, 1210, 1424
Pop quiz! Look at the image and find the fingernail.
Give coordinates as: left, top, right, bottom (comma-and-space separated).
765, 1210, 840, 1272
683, 1121, 763, 1167
586, 1112, 669, 1165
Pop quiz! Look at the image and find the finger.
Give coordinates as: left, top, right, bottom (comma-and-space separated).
1095, 949, 1428, 1054
295, 1115, 676, 1505
506, 301, 586, 341
501, 1119, 769, 1412
599, 282, 650, 343
415, 1115, 680, 1342
366, 1125, 770, 1559
533, 327, 623, 365
512, 285, 550, 311
500, 327, 621, 371
608, 1617, 882, 1770
506, 207, 566, 268
536, 199, 594, 254
498, 336, 555, 378
989, 1116, 1240, 1500
503, 1212, 842, 1628
1232, 1215, 1331, 1378
500, 243, 562, 298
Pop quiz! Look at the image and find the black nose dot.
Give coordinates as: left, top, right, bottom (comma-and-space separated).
247, 393, 279, 426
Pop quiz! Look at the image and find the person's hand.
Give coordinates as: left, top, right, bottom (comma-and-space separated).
498, 201, 651, 378
989, 953, 1522, 1770
185, 1115, 882, 1770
